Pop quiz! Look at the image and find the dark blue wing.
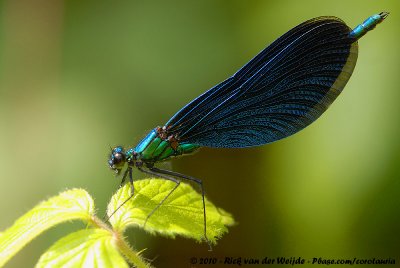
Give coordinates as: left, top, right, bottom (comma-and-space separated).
165, 16, 358, 148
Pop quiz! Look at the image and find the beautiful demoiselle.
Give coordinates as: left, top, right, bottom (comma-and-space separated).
108, 12, 388, 248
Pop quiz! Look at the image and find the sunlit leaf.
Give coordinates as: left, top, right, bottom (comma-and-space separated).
107, 179, 235, 244
0, 189, 94, 267
36, 229, 129, 268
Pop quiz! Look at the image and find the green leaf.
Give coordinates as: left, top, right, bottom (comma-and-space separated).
107, 179, 235, 244
36, 229, 129, 268
0, 189, 94, 267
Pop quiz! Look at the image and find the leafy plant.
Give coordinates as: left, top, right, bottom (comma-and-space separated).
0, 178, 234, 267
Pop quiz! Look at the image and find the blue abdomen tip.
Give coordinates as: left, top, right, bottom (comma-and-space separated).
349, 12, 389, 40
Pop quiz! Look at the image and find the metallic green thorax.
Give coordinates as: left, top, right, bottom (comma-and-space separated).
131, 127, 199, 163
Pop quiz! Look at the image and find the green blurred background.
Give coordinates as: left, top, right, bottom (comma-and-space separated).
0, 0, 399, 267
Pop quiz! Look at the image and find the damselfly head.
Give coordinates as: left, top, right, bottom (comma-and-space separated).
108, 146, 126, 174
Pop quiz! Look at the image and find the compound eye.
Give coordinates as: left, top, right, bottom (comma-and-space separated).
109, 146, 126, 170
112, 152, 125, 167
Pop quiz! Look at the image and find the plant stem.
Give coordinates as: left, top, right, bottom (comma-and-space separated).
114, 232, 150, 268
90, 216, 150, 268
